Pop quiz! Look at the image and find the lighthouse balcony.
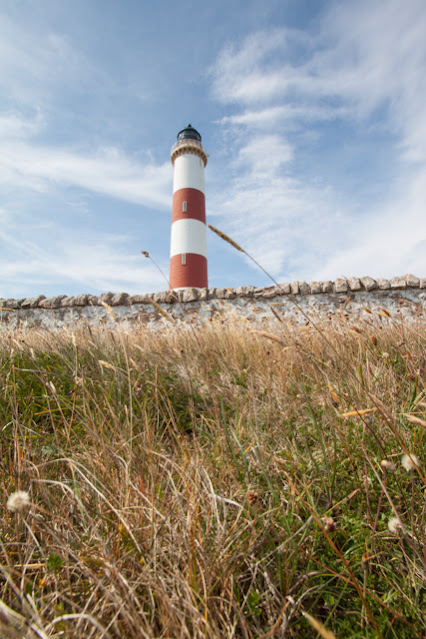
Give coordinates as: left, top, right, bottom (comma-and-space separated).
171, 138, 205, 154
171, 139, 208, 166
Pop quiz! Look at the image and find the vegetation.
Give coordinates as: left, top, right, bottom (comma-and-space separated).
0, 310, 425, 638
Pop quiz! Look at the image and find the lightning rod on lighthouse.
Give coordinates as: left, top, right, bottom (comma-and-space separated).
169, 124, 208, 289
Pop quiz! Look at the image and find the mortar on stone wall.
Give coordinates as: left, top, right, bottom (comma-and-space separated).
1, 275, 425, 330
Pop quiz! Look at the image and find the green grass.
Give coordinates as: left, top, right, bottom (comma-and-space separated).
0, 313, 424, 638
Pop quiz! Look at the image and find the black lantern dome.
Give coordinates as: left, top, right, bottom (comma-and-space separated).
177, 124, 202, 143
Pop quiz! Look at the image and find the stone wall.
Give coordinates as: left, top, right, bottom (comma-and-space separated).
1, 274, 425, 330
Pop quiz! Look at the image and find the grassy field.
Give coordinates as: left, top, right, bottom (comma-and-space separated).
0, 311, 425, 638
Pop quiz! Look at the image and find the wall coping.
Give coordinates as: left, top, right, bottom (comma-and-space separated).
1, 275, 425, 311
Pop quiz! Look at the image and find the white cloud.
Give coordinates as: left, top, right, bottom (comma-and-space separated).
0, 124, 172, 296
0, 10, 174, 297
219, 107, 289, 128
0, 12, 103, 107
52, 241, 165, 293
0, 227, 166, 297
211, 165, 341, 278
212, 0, 426, 139
209, 0, 426, 282
219, 104, 350, 129
0, 7, 172, 210
0, 130, 171, 208
313, 165, 426, 280
211, 28, 313, 105
0, 111, 44, 139
235, 135, 293, 174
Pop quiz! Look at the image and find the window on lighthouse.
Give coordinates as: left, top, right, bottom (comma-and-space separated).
182, 201, 187, 212
182, 253, 186, 265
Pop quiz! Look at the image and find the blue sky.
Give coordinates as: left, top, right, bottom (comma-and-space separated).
1, 0, 426, 298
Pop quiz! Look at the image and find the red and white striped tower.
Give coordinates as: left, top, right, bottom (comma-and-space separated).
169, 124, 208, 289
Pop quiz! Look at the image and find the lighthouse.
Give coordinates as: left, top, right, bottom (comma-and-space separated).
169, 124, 208, 290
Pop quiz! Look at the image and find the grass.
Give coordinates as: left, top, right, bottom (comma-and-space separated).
0, 311, 425, 638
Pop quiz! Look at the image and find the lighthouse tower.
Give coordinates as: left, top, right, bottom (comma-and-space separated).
169, 124, 208, 290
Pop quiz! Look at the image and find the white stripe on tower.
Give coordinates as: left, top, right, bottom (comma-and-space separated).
169, 125, 208, 290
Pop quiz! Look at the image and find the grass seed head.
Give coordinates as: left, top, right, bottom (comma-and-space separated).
208, 225, 245, 253
7, 491, 30, 513
401, 453, 420, 472
146, 297, 174, 322
322, 516, 336, 532
380, 459, 396, 472
100, 301, 116, 322
48, 380, 57, 394
388, 516, 402, 534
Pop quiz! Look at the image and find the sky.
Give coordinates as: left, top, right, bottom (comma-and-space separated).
1, 0, 426, 298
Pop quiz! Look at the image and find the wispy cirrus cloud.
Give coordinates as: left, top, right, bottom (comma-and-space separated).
235, 135, 293, 174
219, 104, 350, 129
0, 77, 170, 297
0, 11, 105, 109
0, 6, 172, 208
0, 125, 171, 295
0, 225, 166, 297
0, 110, 171, 207
209, 0, 426, 281
211, 28, 312, 105
1, 138, 171, 208
0, 111, 45, 139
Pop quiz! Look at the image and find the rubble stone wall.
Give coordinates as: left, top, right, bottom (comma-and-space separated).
1, 275, 425, 330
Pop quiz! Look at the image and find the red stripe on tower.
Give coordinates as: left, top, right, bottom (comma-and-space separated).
169, 125, 208, 290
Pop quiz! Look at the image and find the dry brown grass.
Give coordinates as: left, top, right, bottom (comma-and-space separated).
0, 313, 425, 638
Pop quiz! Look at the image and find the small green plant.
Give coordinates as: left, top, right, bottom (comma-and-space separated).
47, 552, 64, 572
